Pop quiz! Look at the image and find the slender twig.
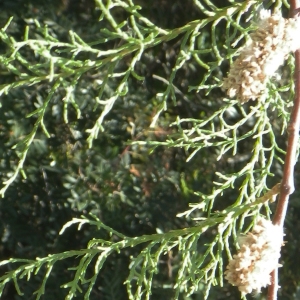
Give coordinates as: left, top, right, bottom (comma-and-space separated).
267, 1, 300, 299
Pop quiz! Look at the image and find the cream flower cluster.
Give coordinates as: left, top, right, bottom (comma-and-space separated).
223, 10, 300, 103
224, 217, 283, 294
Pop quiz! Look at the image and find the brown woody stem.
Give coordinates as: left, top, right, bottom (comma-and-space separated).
267, 1, 300, 299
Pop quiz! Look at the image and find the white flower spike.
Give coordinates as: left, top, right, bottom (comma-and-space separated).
224, 217, 283, 295
223, 10, 300, 103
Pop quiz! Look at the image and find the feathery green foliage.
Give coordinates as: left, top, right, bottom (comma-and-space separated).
0, 0, 297, 299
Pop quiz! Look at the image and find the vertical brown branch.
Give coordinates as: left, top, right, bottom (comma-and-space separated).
268, 1, 300, 299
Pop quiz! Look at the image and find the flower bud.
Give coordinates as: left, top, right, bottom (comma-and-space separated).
224, 217, 283, 295
223, 10, 300, 103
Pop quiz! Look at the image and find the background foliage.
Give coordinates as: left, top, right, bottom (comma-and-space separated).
0, 0, 299, 299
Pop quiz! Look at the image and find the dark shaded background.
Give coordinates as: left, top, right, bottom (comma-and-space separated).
0, 0, 299, 299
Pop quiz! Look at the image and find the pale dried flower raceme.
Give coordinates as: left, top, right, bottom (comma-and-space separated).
223, 10, 300, 103
224, 217, 283, 295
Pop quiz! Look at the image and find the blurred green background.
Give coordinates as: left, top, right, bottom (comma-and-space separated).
0, 1, 299, 299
